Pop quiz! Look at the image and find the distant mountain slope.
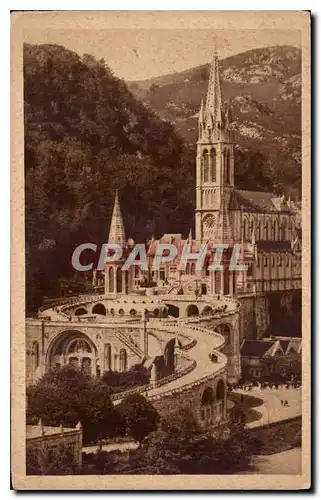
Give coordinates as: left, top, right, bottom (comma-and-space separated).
129, 45, 301, 199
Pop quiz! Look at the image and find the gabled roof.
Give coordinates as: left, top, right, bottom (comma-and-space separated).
235, 189, 293, 213
241, 339, 276, 358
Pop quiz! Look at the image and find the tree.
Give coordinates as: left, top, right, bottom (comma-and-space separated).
101, 364, 150, 394
26, 365, 119, 446
26, 443, 79, 475
117, 394, 159, 446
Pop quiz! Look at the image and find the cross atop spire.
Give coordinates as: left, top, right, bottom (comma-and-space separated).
205, 47, 223, 123
108, 190, 126, 247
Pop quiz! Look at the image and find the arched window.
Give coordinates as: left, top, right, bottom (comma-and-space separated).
191, 262, 196, 275
210, 149, 216, 182
280, 220, 288, 240
116, 267, 122, 293
256, 220, 262, 240
104, 343, 111, 371
186, 262, 191, 275
264, 256, 268, 267
225, 150, 230, 184
216, 380, 225, 401
119, 348, 128, 372
264, 220, 270, 240
200, 387, 214, 425
108, 267, 114, 293
203, 150, 209, 183
219, 324, 231, 345
271, 255, 275, 267
118, 308, 125, 316
272, 220, 278, 240
243, 217, 249, 241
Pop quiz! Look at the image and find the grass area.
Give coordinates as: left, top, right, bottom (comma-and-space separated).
228, 392, 264, 424
251, 417, 302, 455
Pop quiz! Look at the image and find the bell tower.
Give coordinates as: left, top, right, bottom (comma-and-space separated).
195, 49, 234, 243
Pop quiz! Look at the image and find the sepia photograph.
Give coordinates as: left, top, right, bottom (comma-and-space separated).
11, 10, 310, 490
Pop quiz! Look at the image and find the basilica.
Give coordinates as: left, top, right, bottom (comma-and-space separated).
26, 48, 302, 429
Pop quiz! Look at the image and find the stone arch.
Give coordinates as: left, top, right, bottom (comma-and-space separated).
216, 323, 232, 346
202, 306, 213, 315
75, 307, 87, 316
119, 348, 128, 372
108, 267, 114, 293
92, 303, 107, 315
216, 379, 225, 400
186, 304, 199, 317
104, 343, 112, 371
166, 304, 179, 318
164, 337, 175, 376
200, 386, 215, 427
147, 333, 163, 357
46, 330, 98, 374
116, 268, 122, 293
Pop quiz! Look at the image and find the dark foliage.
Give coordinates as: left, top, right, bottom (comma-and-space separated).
116, 393, 160, 445
24, 43, 194, 311
26, 365, 120, 445
101, 364, 150, 393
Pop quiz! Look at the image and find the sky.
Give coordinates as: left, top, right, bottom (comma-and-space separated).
24, 28, 301, 81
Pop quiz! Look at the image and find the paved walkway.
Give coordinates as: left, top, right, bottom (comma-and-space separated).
234, 387, 301, 428
83, 441, 138, 454
245, 448, 302, 474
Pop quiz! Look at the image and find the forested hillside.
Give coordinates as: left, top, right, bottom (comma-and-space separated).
24, 43, 301, 310
24, 43, 195, 310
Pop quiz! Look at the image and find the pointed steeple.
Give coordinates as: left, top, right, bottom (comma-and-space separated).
188, 228, 193, 243
108, 190, 126, 247
205, 48, 223, 124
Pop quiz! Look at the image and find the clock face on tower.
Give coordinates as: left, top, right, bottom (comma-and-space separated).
202, 213, 216, 229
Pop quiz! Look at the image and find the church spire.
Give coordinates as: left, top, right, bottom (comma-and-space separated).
205, 48, 223, 124
108, 190, 126, 247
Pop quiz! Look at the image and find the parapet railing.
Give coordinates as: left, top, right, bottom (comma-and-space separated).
110, 353, 197, 402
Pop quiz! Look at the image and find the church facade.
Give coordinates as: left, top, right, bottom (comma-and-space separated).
102, 49, 302, 340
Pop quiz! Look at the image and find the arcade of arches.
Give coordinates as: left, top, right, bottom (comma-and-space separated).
200, 380, 225, 428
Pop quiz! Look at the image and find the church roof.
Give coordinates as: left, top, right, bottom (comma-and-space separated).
241, 339, 276, 358
235, 189, 293, 213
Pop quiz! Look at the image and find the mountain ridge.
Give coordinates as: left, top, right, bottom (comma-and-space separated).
128, 44, 301, 200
